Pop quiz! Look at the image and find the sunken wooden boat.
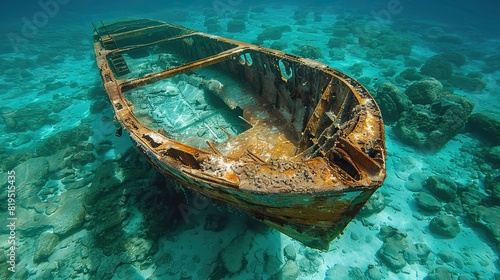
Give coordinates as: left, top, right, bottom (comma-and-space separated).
93, 18, 386, 250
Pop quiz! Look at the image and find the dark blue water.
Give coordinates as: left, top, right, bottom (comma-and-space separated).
0, 1, 499, 279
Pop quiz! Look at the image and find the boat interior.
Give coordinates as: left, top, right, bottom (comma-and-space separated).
94, 19, 368, 164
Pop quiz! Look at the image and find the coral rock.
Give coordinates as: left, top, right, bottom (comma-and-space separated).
429, 215, 461, 238
377, 227, 409, 272
466, 205, 500, 250
448, 73, 486, 93
415, 192, 442, 212
365, 265, 383, 280
270, 41, 288, 50
227, 19, 246, 33
271, 260, 299, 280
424, 176, 457, 202
283, 244, 296, 261
437, 250, 455, 263
420, 56, 453, 80
377, 241, 407, 272
427, 267, 454, 280
375, 82, 412, 122
482, 53, 500, 73
395, 94, 473, 150
398, 67, 426, 82
325, 264, 349, 279
296, 44, 323, 59
435, 51, 467, 67
363, 34, 412, 59
485, 169, 500, 203
359, 191, 386, 216
486, 146, 500, 166
257, 25, 292, 41
405, 78, 443, 105
466, 110, 500, 145
327, 37, 347, 48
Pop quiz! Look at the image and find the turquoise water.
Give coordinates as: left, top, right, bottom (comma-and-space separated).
1, 1, 499, 279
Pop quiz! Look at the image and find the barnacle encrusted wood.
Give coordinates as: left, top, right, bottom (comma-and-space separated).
93, 18, 386, 250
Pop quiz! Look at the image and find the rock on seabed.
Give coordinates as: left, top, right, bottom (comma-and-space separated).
429, 215, 461, 238
220, 231, 254, 273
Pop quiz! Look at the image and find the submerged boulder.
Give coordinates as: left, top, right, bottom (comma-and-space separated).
271, 260, 299, 280
437, 250, 455, 263
429, 215, 461, 238
404, 78, 443, 105
270, 41, 288, 50
283, 244, 296, 261
466, 205, 500, 250
359, 190, 386, 216
448, 73, 487, 93
482, 53, 500, 73
327, 37, 347, 48
349, 62, 364, 76
434, 51, 467, 67
485, 169, 500, 203
227, 19, 246, 32
394, 94, 474, 150
295, 44, 323, 59
380, 35, 413, 57
422, 27, 460, 44
375, 82, 412, 122
460, 188, 486, 211
404, 172, 427, 192
398, 67, 426, 82
377, 241, 407, 272
415, 192, 442, 212
376, 227, 408, 272
257, 25, 292, 41
423, 176, 458, 202
420, 55, 453, 80
325, 264, 349, 279
365, 265, 383, 280
297, 248, 323, 274
466, 110, 500, 145
377, 235, 429, 269
413, 243, 431, 264
363, 34, 412, 59
427, 267, 454, 280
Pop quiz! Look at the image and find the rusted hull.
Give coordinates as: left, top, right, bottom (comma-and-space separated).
93, 18, 386, 250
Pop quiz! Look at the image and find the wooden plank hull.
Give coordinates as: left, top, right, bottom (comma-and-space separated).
93, 18, 386, 250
